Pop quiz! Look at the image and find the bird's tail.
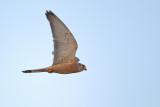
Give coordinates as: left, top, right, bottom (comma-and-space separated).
22, 67, 48, 73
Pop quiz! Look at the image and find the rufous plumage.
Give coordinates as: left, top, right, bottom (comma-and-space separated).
22, 10, 87, 74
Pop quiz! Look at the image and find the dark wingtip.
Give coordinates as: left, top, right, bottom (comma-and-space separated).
45, 10, 55, 16
22, 70, 32, 73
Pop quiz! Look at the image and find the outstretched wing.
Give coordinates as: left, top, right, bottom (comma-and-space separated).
46, 11, 78, 65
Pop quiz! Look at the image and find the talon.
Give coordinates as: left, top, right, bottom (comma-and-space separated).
47, 69, 52, 73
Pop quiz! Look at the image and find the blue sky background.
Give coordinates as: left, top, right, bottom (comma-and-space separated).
0, 0, 160, 107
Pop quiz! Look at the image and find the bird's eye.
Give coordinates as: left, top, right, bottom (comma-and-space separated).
81, 65, 85, 69
80, 65, 83, 69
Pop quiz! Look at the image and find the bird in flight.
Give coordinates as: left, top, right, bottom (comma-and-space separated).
22, 10, 87, 74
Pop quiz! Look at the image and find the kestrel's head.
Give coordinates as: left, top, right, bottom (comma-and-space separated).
77, 63, 87, 72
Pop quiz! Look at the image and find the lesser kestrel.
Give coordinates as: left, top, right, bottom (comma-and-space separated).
22, 11, 87, 74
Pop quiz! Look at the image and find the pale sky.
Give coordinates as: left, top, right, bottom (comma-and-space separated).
0, 0, 160, 107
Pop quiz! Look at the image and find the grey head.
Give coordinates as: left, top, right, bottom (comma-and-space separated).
77, 63, 87, 72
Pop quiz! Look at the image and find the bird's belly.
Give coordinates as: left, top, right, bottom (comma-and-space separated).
51, 62, 79, 74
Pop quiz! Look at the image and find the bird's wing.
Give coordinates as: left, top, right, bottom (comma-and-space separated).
46, 11, 78, 65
